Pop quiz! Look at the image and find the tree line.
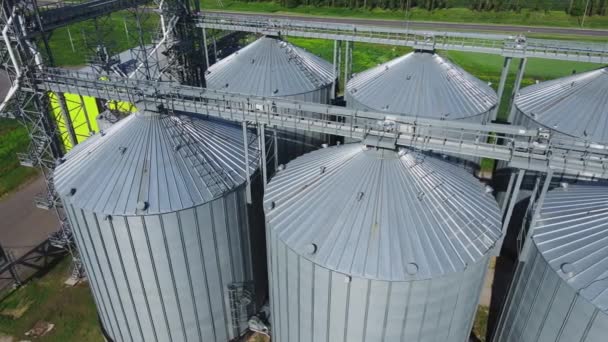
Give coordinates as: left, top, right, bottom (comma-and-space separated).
260, 0, 607, 16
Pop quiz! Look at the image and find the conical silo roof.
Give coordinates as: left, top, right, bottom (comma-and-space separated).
206, 36, 334, 97
533, 184, 608, 313
264, 144, 501, 281
515, 68, 608, 143
346, 51, 497, 119
54, 111, 259, 215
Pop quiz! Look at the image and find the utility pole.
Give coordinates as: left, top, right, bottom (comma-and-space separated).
581, 0, 591, 27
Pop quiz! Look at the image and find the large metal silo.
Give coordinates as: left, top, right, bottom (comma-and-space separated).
513, 67, 608, 144
54, 111, 261, 342
346, 51, 497, 167
493, 184, 608, 342
264, 144, 502, 342
206, 35, 335, 165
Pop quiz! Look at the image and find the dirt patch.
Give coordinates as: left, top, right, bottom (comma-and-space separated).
24, 321, 54, 338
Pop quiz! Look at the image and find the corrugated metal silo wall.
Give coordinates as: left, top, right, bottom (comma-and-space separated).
492, 243, 608, 342
267, 229, 490, 342
275, 86, 333, 166
344, 93, 486, 168
64, 185, 254, 342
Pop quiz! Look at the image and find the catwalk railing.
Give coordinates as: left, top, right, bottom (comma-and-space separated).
37, 68, 608, 179
195, 13, 608, 64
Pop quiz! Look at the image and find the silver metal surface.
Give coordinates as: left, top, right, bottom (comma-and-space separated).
206, 36, 334, 98
55, 111, 259, 215
346, 51, 497, 120
55, 111, 260, 342
265, 144, 501, 280
514, 67, 608, 143
265, 144, 501, 341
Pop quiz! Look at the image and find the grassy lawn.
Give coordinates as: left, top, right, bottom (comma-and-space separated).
0, 257, 103, 342
0, 119, 38, 198
200, 0, 608, 29
473, 305, 490, 342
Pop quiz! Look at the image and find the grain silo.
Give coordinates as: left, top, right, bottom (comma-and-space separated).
54, 111, 260, 342
346, 51, 497, 167
264, 143, 502, 342
493, 184, 608, 342
513, 67, 608, 143
206, 35, 335, 165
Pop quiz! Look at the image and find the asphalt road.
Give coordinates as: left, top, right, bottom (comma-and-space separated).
209, 10, 608, 37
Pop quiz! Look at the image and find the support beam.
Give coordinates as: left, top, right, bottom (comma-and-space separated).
331, 40, 338, 99
507, 57, 527, 123
495, 169, 525, 255
344, 41, 350, 86
491, 56, 512, 122
501, 171, 517, 215
212, 36, 218, 64
521, 169, 553, 261
78, 95, 94, 135
273, 128, 279, 171
259, 124, 267, 189
56, 93, 78, 147
202, 27, 210, 71
517, 175, 541, 254
242, 121, 251, 204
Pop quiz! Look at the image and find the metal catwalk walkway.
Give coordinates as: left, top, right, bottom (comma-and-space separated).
39, 68, 608, 179
196, 13, 608, 64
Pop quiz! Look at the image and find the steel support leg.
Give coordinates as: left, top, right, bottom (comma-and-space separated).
259, 124, 267, 189
331, 40, 338, 99
78, 95, 94, 135
344, 41, 350, 85
521, 169, 553, 261
495, 169, 525, 255
501, 171, 517, 215
202, 27, 210, 71
57, 92, 78, 147
491, 56, 512, 122
507, 57, 527, 123
212, 36, 218, 64
517, 175, 541, 254
273, 128, 279, 171
242, 122, 251, 204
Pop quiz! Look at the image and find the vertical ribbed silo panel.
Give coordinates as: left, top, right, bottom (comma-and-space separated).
224, 191, 246, 283
420, 278, 444, 341
435, 274, 461, 341
236, 189, 254, 284
402, 279, 429, 340
560, 296, 597, 342
102, 218, 145, 341
328, 271, 349, 342
536, 282, 577, 341
584, 310, 608, 341
195, 203, 229, 342
384, 281, 410, 342
161, 212, 200, 342
298, 257, 314, 342
519, 268, 561, 341
112, 216, 155, 342
79, 211, 125, 341
86, 211, 134, 342
367, 281, 392, 341
287, 249, 300, 342
144, 214, 187, 342
128, 215, 172, 342
179, 208, 216, 339
345, 277, 368, 342
278, 241, 289, 342
312, 266, 331, 342
67, 206, 116, 340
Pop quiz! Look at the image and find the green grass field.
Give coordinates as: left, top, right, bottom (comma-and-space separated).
0, 257, 103, 342
200, 0, 608, 29
0, 119, 38, 198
